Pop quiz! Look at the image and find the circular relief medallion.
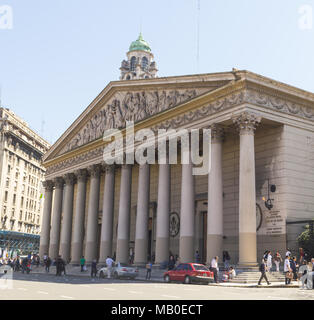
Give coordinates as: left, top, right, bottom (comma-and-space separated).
256, 203, 263, 231
169, 212, 180, 237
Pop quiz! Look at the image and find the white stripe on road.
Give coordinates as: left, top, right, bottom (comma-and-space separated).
60, 295, 74, 299
128, 291, 143, 294
18, 288, 27, 291
37, 291, 48, 295
161, 294, 180, 299
103, 288, 116, 291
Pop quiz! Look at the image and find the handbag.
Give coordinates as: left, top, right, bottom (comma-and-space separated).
285, 272, 293, 279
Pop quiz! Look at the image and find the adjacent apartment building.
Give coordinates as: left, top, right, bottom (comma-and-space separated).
0, 108, 50, 257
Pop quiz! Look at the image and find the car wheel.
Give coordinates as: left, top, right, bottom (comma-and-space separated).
164, 275, 171, 283
184, 276, 191, 284
113, 272, 119, 279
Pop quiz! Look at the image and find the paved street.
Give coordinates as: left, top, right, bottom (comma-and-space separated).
0, 272, 313, 300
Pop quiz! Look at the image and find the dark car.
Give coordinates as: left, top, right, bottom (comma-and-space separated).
163, 263, 214, 284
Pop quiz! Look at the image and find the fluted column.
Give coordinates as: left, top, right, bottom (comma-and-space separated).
233, 112, 261, 267
116, 164, 132, 264
207, 124, 224, 263
39, 180, 54, 259
134, 164, 150, 265
49, 177, 64, 259
99, 165, 115, 263
60, 173, 75, 262
155, 162, 171, 264
179, 155, 195, 263
71, 169, 88, 264
85, 164, 101, 263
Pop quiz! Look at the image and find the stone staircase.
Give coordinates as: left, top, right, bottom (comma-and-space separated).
228, 270, 286, 284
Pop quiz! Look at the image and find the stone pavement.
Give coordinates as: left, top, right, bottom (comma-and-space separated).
23, 264, 300, 288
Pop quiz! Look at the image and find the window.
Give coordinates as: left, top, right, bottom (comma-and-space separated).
141, 56, 148, 70
6, 178, 9, 188
4, 191, 8, 202
7, 165, 11, 174
13, 194, 16, 205
175, 264, 184, 271
130, 56, 136, 71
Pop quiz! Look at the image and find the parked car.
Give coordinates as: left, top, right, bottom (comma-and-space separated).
98, 262, 139, 280
163, 263, 214, 284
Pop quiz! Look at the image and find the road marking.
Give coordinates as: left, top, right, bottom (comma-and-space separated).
18, 288, 27, 291
128, 291, 143, 294
37, 291, 48, 295
103, 288, 116, 291
60, 295, 74, 299
161, 294, 180, 299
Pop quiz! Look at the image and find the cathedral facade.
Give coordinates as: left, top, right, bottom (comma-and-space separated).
39, 35, 314, 266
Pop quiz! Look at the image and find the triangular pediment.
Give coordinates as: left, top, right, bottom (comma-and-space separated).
43, 73, 236, 162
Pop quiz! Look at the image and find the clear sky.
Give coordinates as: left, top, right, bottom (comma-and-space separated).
0, 0, 313, 144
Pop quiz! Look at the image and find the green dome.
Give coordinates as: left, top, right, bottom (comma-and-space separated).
129, 33, 151, 52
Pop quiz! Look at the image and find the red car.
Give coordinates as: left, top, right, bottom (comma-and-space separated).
164, 263, 214, 284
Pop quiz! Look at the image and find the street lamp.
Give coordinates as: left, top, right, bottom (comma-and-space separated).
263, 179, 276, 210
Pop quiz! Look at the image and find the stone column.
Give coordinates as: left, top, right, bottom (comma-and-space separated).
134, 164, 150, 265
49, 177, 64, 259
71, 169, 87, 264
116, 164, 132, 264
59, 173, 75, 262
233, 112, 261, 267
85, 164, 101, 263
99, 165, 115, 263
39, 180, 54, 259
155, 162, 171, 264
207, 124, 224, 263
179, 155, 195, 263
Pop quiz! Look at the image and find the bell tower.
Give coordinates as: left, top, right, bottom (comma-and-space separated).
120, 33, 158, 80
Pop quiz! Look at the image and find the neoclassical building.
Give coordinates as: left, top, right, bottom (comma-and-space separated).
39, 36, 314, 267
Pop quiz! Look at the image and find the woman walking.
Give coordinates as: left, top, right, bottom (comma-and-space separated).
266, 251, 273, 273
273, 251, 282, 272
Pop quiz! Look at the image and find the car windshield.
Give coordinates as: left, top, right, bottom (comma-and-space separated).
193, 264, 209, 271
119, 263, 131, 267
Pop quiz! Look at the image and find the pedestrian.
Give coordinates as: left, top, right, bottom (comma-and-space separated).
299, 248, 305, 265
210, 256, 219, 283
266, 251, 273, 273
290, 256, 298, 281
273, 251, 282, 272
305, 261, 313, 289
14, 257, 20, 272
146, 261, 152, 280
175, 256, 181, 267
36, 255, 40, 268
258, 259, 271, 285
80, 256, 86, 272
285, 248, 291, 257
228, 266, 236, 279
105, 256, 115, 279
284, 255, 292, 285
312, 258, 314, 290
223, 251, 231, 270
21, 257, 28, 274
45, 256, 51, 273
91, 259, 97, 278
168, 255, 175, 271
298, 260, 308, 289
195, 251, 200, 263
55, 255, 65, 276
263, 250, 269, 261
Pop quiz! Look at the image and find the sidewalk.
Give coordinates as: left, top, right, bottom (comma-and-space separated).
26, 265, 299, 288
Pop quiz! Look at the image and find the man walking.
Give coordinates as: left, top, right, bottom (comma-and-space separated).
91, 259, 97, 278
146, 261, 152, 280
284, 255, 292, 285
45, 256, 51, 273
80, 256, 86, 272
210, 256, 219, 283
258, 259, 270, 285
105, 256, 115, 279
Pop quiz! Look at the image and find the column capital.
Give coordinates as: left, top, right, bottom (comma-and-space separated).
53, 177, 64, 189
74, 168, 88, 182
63, 173, 75, 185
232, 112, 262, 135
42, 180, 54, 191
102, 164, 115, 175
210, 124, 225, 143
87, 164, 102, 178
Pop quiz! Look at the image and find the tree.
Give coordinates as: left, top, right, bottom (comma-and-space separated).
297, 222, 314, 259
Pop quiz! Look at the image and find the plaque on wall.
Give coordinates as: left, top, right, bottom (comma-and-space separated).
169, 212, 180, 237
